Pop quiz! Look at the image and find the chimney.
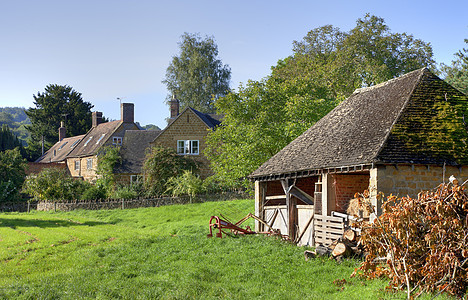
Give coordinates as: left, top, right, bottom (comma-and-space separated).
121, 103, 134, 123
58, 121, 66, 141
92, 111, 103, 127
170, 94, 180, 119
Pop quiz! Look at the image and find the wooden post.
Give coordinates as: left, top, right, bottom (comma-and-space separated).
281, 179, 297, 241
254, 181, 266, 232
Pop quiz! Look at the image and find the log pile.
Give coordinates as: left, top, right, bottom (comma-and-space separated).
304, 228, 366, 262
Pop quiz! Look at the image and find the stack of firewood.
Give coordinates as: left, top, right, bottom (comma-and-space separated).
304, 227, 366, 261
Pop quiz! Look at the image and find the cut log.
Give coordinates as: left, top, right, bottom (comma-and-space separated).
332, 242, 352, 257
304, 250, 316, 261
343, 228, 356, 243
315, 244, 332, 256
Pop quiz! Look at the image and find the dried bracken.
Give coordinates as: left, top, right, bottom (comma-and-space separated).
352, 180, 468, 298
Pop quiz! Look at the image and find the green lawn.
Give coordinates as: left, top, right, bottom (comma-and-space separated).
0, 199, 441, 299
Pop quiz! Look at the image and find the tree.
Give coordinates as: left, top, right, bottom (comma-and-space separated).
0, 148, 27, 202
205, 14, 435, 188
162, 32, 231, 113
0, 125, 24, 153
441, 39, 468, 95
25, 84, 94, 160
143, 146, 198, 196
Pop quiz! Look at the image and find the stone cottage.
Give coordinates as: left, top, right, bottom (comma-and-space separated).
150, 96, 222, 178
65, 103, 139, 181
249, 68, 468, 246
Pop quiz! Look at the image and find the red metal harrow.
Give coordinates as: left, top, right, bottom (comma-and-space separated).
207, 213, 280, 238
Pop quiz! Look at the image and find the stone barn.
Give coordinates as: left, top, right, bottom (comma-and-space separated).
249, 68, 468, 246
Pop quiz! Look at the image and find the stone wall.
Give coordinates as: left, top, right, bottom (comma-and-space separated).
0, 201, 37, 212
152, 109, 213, 178
372, 164, 468, 198
67, 156, 98, 181
36, 192, 249, 212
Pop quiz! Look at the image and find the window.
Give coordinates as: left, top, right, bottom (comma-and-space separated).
58, 141, 68, 150
84, 136, 93, 147
96, 134, 106, 144
86, 158, 93, 170
130, 175, 143, 186
74, 160, 80, 170
112, 136, 122, 145
71, 139, 81, 148
177, 140, 199, 155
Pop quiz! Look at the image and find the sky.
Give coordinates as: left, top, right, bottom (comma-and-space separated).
0, 0, 467, 129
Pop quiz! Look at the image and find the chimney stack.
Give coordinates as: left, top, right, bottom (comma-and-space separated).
58, 121, 66, 141
170, 94, 180, 119
121, 103, 134, 123
92, 111, 103, 127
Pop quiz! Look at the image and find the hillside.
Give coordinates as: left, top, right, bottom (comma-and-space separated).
0, 199, 406, 299
0, 107, 31, 145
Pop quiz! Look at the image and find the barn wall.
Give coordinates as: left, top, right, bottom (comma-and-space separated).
373, 164, 468, 198
333, 174, 370, 213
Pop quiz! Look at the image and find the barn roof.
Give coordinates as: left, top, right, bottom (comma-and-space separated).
116, 130, 162, 174
250, 68, 468, 180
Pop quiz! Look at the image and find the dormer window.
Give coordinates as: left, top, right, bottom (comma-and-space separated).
112, 137, 122, 145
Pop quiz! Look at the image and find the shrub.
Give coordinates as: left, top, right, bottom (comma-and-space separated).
96, 145, 121, 196
0, 148, 26, 202
166, 170, 204, 202
143, 146, 198, 196
23, 168, 87, 202
110, 185, 139, 200
81, 184, 107, 200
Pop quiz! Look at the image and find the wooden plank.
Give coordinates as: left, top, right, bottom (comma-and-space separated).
315, 215, 345, 223
314, 228, 344, 235
314, 221, 344, 229
265, 195, 286, 200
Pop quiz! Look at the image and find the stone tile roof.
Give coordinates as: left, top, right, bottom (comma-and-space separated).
250, 68, 468, 179
116, 130, 162, 174
68, 120, 123, 158
35, 134, 85, 163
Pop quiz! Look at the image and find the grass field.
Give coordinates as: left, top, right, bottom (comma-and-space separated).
0, 199, 444, 299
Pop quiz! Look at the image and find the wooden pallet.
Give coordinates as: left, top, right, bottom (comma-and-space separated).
314, 215, 345, 246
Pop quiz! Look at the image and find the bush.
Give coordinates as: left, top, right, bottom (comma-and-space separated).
143, 146, 198, 196
23, 168, 87, 202
166, 170, 204, 202
110, 185, 139, 200
81, 184, 107, 200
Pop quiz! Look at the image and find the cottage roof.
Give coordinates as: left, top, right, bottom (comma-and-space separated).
35, 134, 85, 163
250, 68, 468, 179
68, 120, 124, 158
189, 108, 222, 128
116, 130, 162, 174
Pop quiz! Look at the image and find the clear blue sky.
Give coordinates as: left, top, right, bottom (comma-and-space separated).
0, 0, 467, 128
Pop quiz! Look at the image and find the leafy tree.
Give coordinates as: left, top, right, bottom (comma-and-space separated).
23, 168, 88, 202
162, 32, 231, 113
25, 84, 94, 160
206, 14, 435, 188
96, 145, 121, 192
0, 148, 27, 202
143, 146, 198, 196
441, 39, 468, 95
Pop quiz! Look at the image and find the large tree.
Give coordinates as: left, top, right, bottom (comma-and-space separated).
441, 39, 468, 95
25, 84, 93, 160
162, 32, 231, 113
205, 14, 435, 188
